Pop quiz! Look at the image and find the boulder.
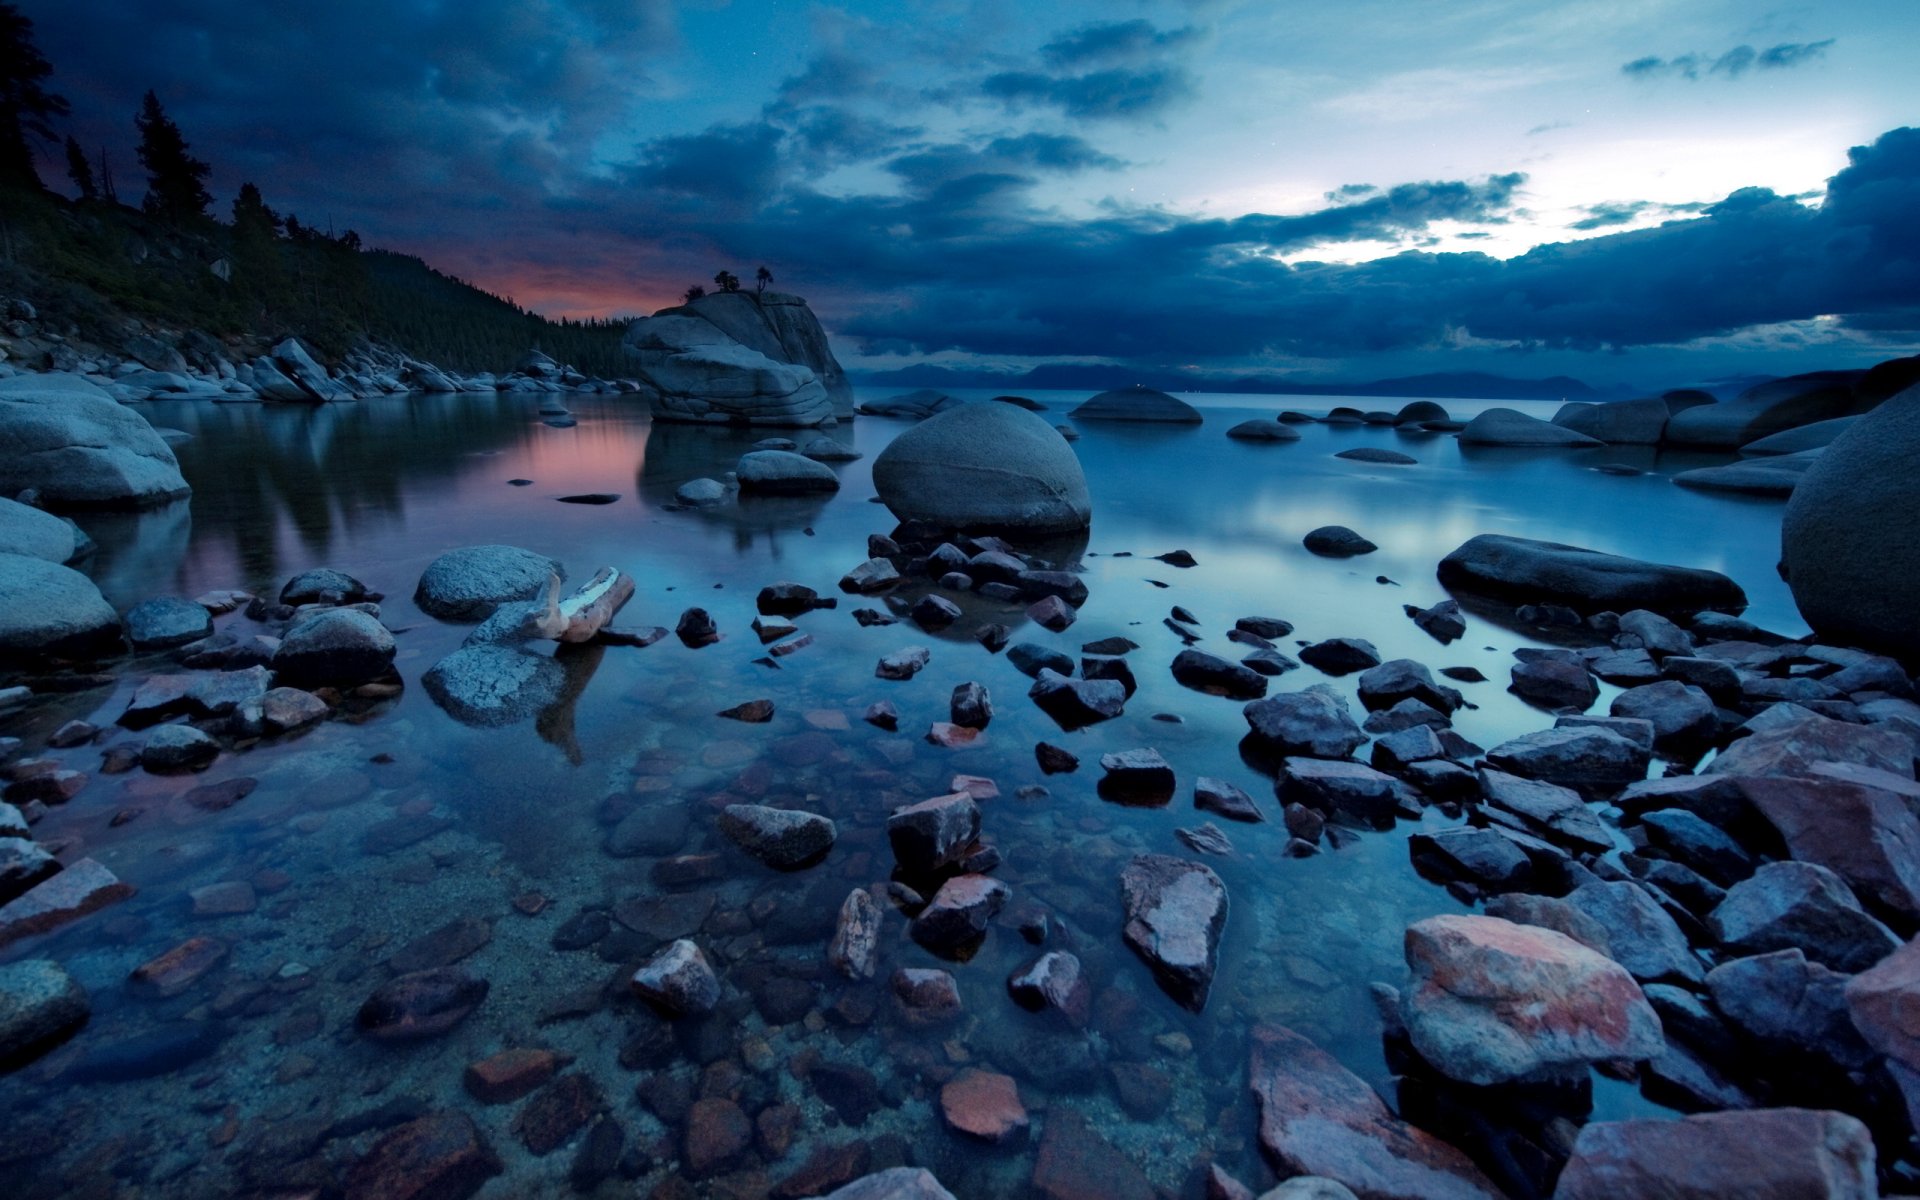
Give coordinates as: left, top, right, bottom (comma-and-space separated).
415, 544, 562, 620
1846, 935, 1920, 1116
0, 552, 122, 661
910, 874, 1009, 951
280, 567, 367, 605
1227, 418, 1301, 441
124, 597, 213, 650
718, 804, 836, 869
1609, 681, 1715, 749
1437, 534, 1746, 617
422, 644, 565, 727
1709, 704, 1913, 779
1249, 1024, 1500, 1200
268, 337, 349, 401
1707, 949, 1870, 1067
1243, 688, 1366, 759
1780, 385, 1920, 661
1029, 669, 1125, 728
1459, 407, 1602, 447
1740, 416, 1857, 455
1673, 452, 1821, 497
1171, 649, 1268, 698
624, 296, 840, 426
1401, 914, 1661, 1085
271, 609, 395, 687
0, 958, 89, 1067
1069, 388, 1202, 423
1551, 397, 1669, 444
1665, 370, 1866, 448
630, 939, 720, 1017
1567, 880, 1703, 984
1303, 526, 1376, 557
0, 496, 81, 563
887, 792, 980, 875
1554, 1109, 1875, 1200
1709, 862, 1897, 972
0, 374, 191, 508
1334, 447, 1416, 465
1737, 774, 1920, 922
860, 389, 959, 419
872, 402, 1092, 534
1483, 726, 1649, 792
678, 290, 853, 414
736, 450, 840, 494
1120, 853, 1227, 1011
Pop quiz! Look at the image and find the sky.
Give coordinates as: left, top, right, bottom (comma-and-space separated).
23, 0, 1920, 388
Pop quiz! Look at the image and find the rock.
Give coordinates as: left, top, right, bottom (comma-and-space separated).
1394, 400, 1450, 425
1408, 827, 1532, 890
1555, 1108, 1875, 1200
1195, 776, 1263, 822
1036, 742, 1080, 773
1406, 600, 1466, 643
1030, 669, 1126, 728
1742, 415, 1859, 455
1031, 1108, 1156, 1200
1227, 418, 1301, 441
0, 858, 130, 947
625, 304, 837, 426
840, 558, 900, 593
1009, 643, 1074, 677
0, 552, 122, 661
1781, 387, 1920, 660
0, 374, 191, 507
1243, 688, 1366, 758
1482, 726, 1649, 792
1335, 447, 1416, 465
464, 1048, 562, 1104
911, 593, 962, 631
1672, 455, 1818, 496
1028, 594, 1076, 631
1459, 407, 1602, 446
0, 496, 81, 563
1249, 1024, 1500, 1200
872, 402, 1093, 533
1437, 534, 1747, 616
674, 477, 729, 505
235, 686, 331, 736
876, 645, 931, 680
1639, 809, 1755, 885
911, 874, 1009, 951
630, 939, 720, 1017
1281, 757, 1405, 825
717, 698, 774, 723
1303, 526, 1377, 557
272, 608, 395, 687
1606, 681, 1714, 749
1737, 775, 1920, 921
1846, 935, 1920, 1116
141, 724, 218, 771
344, 1111, 503, 1200
737, 449, 840, 494
1711, 705, 1913, 780
1551, 396, 1670, 444
719, 804, 836, 869
940, 1068, 1028, 1143
818, 1168, 957, 1200
1120, 853, 1227, 1010
0, 958, 88, 1066
1666, 369, 1866, 448
414, 544, 562, 620
1297, 637, 1380, 676
1171, 649, 1269, 698
1007, 951, 1090, 1026
887, 791, 981, 874
356, 968, 489, 1040
1401, 914, 1661, 1085
892, 966, 963, 1026
1567, 880, 1703, 984
828, 888, 882, 980
0, 837, 58, 904
1709, 949, 1870, 1067
421, 644, 564, 726
1098, 748, 1175, 803
280, 567, 368, 605
1069, 387, 1202, 423
1708, 862, 1896, 972
1357, 659, 1460, 713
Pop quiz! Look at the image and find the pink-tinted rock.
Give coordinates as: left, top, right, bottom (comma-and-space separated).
1250, 1023, 1499, 1200
1709, 705, 1914, 780
1554, 1108, 1875, 1200
343, 1110, 502, 1200
0, 858, 132, 948
356, 968, 488, 1040
828, 888, 881, 980
464, 1047, 562, 1104
1007, 951, 1091, 1027
1402, 914, 1662, 1085
1120, 853, 1227, 1012
1845, 935, 1920, 1122
1740, 774, 1920, 921
891, 966, 962, 1026
129, 936, 228, 998
188, 880, 257, 917
940, 1068, 1028, 1143
910, 874, 1008, 951
1031, 1108, 1153, 1200
685, 1096, 753, 1177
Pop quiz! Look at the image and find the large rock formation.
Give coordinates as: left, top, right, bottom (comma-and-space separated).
1664, 369, 1870, 449
624, 292, 850, 426
1459, 408, 1601, 447
1780, 385, 1920, 661
0, 374, 191, 509
1551, 397, 1669, 444
872, 402, 1091, 533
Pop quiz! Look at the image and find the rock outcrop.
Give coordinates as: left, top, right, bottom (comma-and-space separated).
872, 402, 1092, 533
1459, 408, 1602, 447
1664, 370, 1871, 449
624, 292, 850, 426
1069, 388, 1203, 423
0, 374, 191, 508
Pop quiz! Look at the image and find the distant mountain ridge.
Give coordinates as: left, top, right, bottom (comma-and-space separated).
852, 362, 1621, 402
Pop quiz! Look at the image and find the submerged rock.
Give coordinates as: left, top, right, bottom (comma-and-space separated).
344, 1111, 503, 1200
719, 804, 836, 868
1227, 418, 1301, 441
356, 968, 489, 1040
0, 958, 90, 1067
1120, 853, 1227, 1011
422, 644, 564, 727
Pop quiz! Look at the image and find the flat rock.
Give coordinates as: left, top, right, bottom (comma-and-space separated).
719, 803, 836, 869
356, 968, 488, 1040
1120, 853, 1227, 1011
1437, 534, 1746, 617
0, 858, 132, 948
1556, 1108, 1875, 1200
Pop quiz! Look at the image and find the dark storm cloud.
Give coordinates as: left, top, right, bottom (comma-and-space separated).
1622, 39, 1834, 81
1039, 20, 1201, 67
1568, 199, 1708, 230
886, 134, 1122, 194
980, 67, 1195, 121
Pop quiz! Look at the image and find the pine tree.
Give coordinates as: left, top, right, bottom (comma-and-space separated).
63, 134, 93, 199
95, 144, 115, 201
134, 90, 212, 221
230, 181, 287, 316
0, 2, 68, 190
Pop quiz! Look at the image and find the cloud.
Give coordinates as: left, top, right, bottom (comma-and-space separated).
980, 66, 1195, 121
1039, 20, 1200, 67
1622, 39, 1834, 81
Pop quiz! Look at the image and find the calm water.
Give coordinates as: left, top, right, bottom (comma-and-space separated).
0, 388, 1796, 1197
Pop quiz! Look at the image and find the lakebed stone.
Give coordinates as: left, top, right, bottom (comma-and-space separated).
1120, 853, 1227, 1011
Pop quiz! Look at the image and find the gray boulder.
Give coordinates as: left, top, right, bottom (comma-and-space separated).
0, 959, 89, 1067
0, 497, 81, 563
1437, 534, 1747, 616
678, 291, 852, 415
625, 294, 842, 426
719, 804, 836, 868
1780, 385, 1920, 660
1459, 408, 1602, 447
422, 644, 564, 726
860, 389, 959, 419
271, 609, 395, 687
1673, 449, 1822, 497
1665, 370, 1865, 448
1069, 388, 1202, 423
1551, 397, 1669, 444
1741, 416, 1858, 456
1120, 853, 1227, 1011
0, 552, 122, 660
1226, 418, 1300, 441
873, 401, 1091, 534
414, 544, 561, 620
1708, 862, 1897, 973
0, 374, 190, 508
267, 338, 350, 401
735, 450, 839, 494
1555, 1109, 1875, 1200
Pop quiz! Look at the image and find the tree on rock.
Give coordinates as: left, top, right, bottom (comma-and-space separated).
0, 2, 68, 191
63, 134, 94, 199
682, 284, 706, 302
713, 269, 740, 293
135, 90, 212, 222
755, 265, 772, 294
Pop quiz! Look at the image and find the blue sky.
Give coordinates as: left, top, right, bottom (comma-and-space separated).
25, 0, 1920, 387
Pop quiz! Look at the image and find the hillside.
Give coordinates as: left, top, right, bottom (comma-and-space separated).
855, 361, 1614, 401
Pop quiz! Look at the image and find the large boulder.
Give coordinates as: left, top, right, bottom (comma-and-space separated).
1673, 451, 1822, 497
1437, 534, 1746, 617
1665, 370, 1866, 449
1740, 416, 1857, 456
1401, 914, 1661, 1085
735, 449, 840, 494
422, 644, 565, 727
0, 552, 122, 661
0, 497, 82, 563
1554, 1108, 1875, 1200
1780, 386, 1920, 661
0, 374, 190, 509
872, 402, 1092, 534
0, 958, 90, 1067
267, 337, 350, 401
415, 545, 562, 621
1458, 408, 1601, 447
1249, 1024, 1500, 1200
1846, 935, 1920, 1121
271, 609, 396, 687
1550, 397, 1669, 444
624, 292, 845, 426
1069, 388, 1202, 423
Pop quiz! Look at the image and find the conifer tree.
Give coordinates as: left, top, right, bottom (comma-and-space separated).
0, 2, 67, 190
134, 90, 212, 221
63, 134, 94, 199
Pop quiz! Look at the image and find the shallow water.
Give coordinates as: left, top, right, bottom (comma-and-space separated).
0, 389, 1796, 1197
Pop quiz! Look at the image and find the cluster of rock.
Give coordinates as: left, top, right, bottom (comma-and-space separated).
0, 299, 633, 404
623, 291, 853, 427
